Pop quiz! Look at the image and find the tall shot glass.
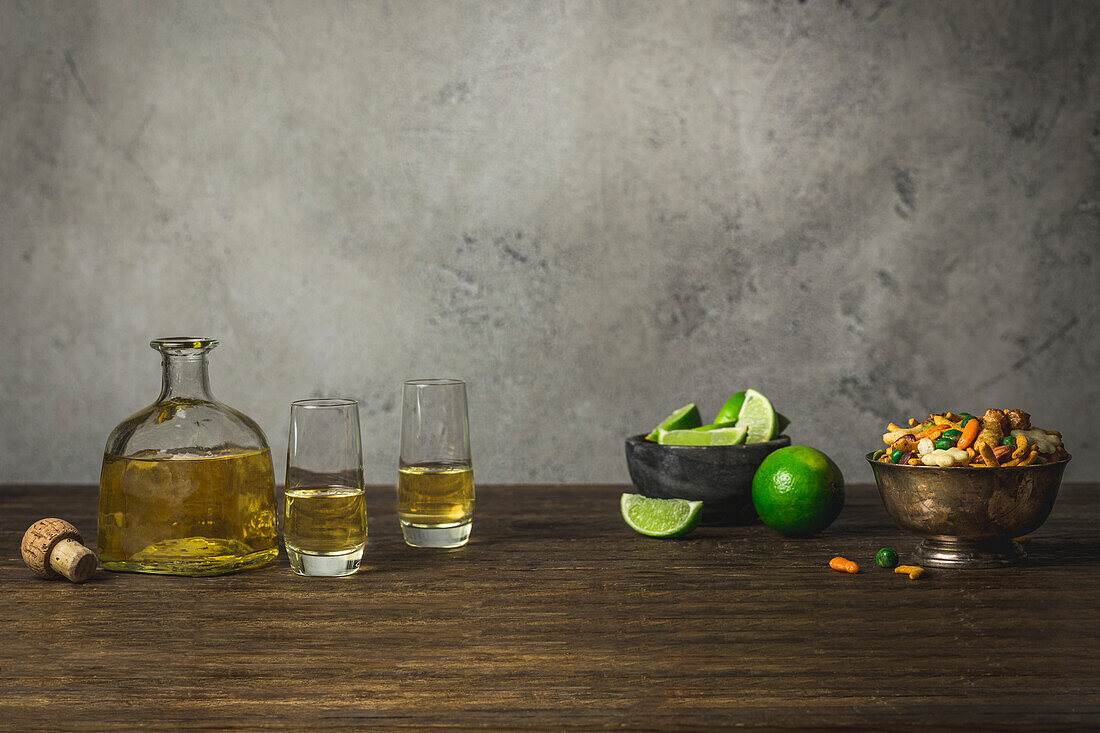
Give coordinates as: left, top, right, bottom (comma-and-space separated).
283, 399, 368, 576
398, 379, 475, 548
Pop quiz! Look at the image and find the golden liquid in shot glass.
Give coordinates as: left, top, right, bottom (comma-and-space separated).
397, 462, 475, 529
283, 486, 367, 556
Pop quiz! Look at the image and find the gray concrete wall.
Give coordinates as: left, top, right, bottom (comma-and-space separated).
2, 0, 1097, 486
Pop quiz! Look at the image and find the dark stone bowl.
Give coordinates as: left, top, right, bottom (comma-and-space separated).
624, 434, 791, 525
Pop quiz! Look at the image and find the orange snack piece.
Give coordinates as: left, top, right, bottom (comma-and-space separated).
829, 556, 859, 574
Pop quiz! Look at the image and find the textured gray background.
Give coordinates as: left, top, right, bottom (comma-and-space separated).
2, 0, 1098, 486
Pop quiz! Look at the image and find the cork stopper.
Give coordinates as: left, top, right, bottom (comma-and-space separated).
21, 518, 97, 583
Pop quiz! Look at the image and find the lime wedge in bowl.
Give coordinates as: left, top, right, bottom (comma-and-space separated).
644, 403, 702, 441
621, 493, 703, 538
692, 421, 738, 431
714, 391, 746, 426
658, 426, 747, 446
737, 389, 777, 443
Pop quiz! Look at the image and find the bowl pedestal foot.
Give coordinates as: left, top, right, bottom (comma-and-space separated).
913, 537, 1027, 569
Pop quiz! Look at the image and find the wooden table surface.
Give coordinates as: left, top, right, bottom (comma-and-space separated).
1, 483, 1098, 731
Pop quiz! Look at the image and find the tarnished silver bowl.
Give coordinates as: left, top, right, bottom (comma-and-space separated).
866, 453, 1070, 568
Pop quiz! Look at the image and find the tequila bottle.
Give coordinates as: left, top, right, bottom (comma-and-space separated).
98, 338, 279, 576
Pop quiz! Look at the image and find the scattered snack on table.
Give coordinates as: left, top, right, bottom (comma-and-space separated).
894, 565, 925, 580
874, 410, 1069, 467
876, 548, 899, 568
829, 556, 859, 574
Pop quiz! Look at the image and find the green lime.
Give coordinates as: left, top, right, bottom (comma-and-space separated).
712, 391, 790, 437
714, 391, 747, 425
691, 421, 738, 431
658, 426, 747, 446
644, 403, 702, 441
620, 493, 703, 538
737, 389, 777, 443
751, 445, 845, 537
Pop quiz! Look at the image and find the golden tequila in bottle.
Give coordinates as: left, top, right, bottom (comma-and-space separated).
283, 486, 367, 557
97, 338, 280, 576
397, 462, 475, 530
98, 448, 279, 576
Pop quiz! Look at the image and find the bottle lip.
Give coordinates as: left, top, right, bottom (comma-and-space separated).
150, 337, 219, 353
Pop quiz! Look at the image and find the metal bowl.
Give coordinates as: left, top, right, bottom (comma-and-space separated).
866, 452, 1070, 568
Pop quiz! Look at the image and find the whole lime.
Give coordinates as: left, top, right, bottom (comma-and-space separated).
751, 445, 845, 537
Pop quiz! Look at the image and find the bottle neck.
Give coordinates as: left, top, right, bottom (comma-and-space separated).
159, 354, 214, 401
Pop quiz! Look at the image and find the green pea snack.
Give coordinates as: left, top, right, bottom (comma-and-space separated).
876, 548, 899, 569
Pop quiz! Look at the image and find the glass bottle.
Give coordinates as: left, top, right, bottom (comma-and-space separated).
97, 337, 279, 576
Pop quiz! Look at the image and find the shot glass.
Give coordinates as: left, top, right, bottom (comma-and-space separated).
284, 398, 368, 576
398, 379, 475, 548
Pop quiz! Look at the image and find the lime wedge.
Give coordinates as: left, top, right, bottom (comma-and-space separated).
658, 426, 747, 446
692, 421, 738, 431
621, 493, 703, 538
737, 389, 776, 443
714, 391, 746, 425
645, 403, 702, 441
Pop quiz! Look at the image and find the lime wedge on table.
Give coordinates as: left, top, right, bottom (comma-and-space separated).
621, 494, 703, 538
737, 389, 777, 443
644, 403, 702, 441
714, 391, 747, 425
658, 426, 747, 446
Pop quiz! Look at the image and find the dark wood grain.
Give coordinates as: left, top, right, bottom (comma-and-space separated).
1, 484, 1098, 731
